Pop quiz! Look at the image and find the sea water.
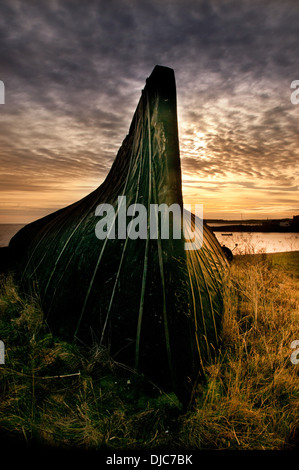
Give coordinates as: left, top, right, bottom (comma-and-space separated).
0, 223, 298, 254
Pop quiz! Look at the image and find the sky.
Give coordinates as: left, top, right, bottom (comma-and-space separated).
0, 0, 298, 223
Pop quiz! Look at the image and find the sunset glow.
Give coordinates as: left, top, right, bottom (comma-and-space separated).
0, 0, 298, 223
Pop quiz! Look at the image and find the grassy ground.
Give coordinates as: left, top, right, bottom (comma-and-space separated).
238, 251, 299, 277
0, 252, 298, 451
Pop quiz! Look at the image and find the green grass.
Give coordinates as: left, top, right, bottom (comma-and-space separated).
0, 252, 298, 450
237, 251, 299, 277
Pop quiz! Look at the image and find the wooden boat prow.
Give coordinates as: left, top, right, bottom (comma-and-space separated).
9, 66, 228, 403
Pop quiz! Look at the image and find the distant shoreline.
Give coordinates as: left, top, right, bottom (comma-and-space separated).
1, 221, 298, 236
207, 224, 299, 233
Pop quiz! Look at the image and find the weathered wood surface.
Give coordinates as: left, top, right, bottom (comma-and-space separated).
9, 66, 227, 402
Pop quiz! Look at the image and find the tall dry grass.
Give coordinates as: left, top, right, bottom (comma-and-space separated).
181, 254, 299, 449
0, 253, 298, 450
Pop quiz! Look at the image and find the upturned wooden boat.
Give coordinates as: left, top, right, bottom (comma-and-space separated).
9, 66, 227, 403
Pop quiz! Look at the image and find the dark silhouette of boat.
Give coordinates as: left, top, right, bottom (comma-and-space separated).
8, 66, 227, 404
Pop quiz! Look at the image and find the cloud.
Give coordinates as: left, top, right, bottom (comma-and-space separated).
0, 0, 298, 222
